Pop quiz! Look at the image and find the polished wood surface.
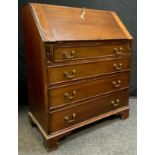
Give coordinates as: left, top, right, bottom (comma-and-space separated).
23, 3, 132, 151
30, 3, 132, 41
22, 5, 49, 134
50, 89, 129, 132
52, 43, 130, 62
49, 72, 130, 108
47, 58, 131, 84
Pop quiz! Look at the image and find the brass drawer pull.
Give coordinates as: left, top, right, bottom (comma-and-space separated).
113, 80, 121, 88
65, 113, 76, 123
64, 90, 76, 100
113, 63, 122, 70
111, 99, 120, 107
114, 47, 123, 56
64, 69, 76, 79
63, 50, 75, 59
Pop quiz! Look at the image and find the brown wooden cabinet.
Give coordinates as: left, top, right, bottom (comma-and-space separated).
22, 3, 132, 151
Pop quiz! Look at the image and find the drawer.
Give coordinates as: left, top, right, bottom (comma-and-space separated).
53, 43, 130, 62
49, 72, 130, 108
50, 89, 129, 132
48, 58, 131, 84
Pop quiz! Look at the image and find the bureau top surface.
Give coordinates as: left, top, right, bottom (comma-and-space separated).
28, 3, 132, 42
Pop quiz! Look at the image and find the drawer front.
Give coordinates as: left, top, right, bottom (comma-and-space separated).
53, 44, 130, 62
50, 89, 129, 132
49, 72, 130, 108
48, 58, 131, 84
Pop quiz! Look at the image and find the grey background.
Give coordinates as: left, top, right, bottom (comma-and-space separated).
19, 0, 137, 105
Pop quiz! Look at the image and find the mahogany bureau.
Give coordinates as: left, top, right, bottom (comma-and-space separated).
22, 3, 133, 151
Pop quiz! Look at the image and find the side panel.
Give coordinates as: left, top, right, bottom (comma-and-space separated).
22, 5, 49, 134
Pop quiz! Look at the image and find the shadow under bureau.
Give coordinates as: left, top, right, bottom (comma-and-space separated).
22, 3, 133, 151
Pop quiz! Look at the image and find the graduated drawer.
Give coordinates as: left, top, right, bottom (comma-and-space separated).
50, 89, 129, 132
53, 43, 130, 62
47, 58, 131, 84
49, 72, 130, 108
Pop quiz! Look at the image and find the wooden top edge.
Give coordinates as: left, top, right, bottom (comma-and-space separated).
111, 12, 133, 40
27, 3, 46, 41
29, 2, 113, 14
44, 38, 130, 43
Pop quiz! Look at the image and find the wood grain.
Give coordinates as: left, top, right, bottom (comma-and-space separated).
29, 3, 132, 41
49, 72, 130, 107
47, 58, 131, 84
50, 89, 129, 132
22, 5, 49, 134
111, 12, 133, 40
52, 43, 130, 62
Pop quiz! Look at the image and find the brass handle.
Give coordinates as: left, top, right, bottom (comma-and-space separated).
114, 47, 123, 56
63, 50, 75, 59
113, 63, 122, 70
65, 113, 76, 123
113, 80, 121, 88
64, 90, 76, 100
64, 69, 76, 79
111, 99, 120, 107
